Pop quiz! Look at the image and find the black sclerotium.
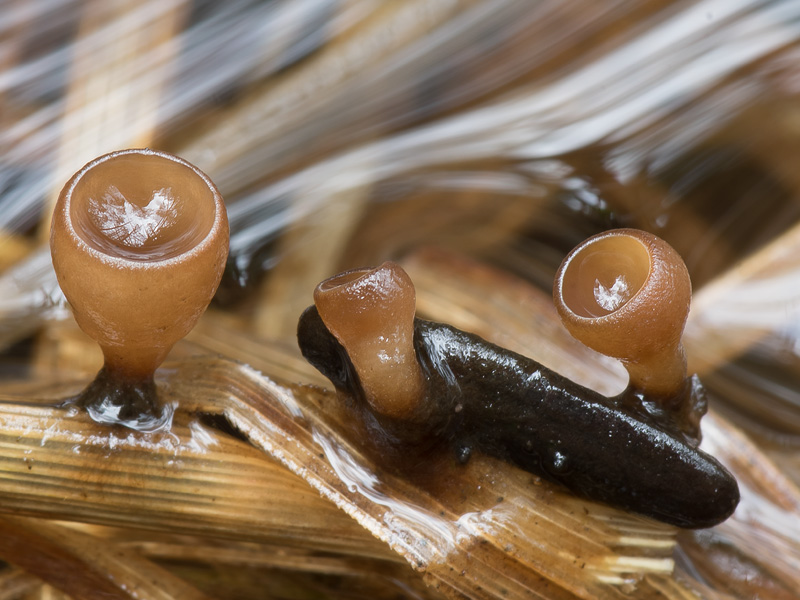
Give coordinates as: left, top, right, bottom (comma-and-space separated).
297, 306, 739, 529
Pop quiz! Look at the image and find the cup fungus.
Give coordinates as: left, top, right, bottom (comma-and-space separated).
554, 228, 691, 398
313, 262, 424, 419
298, 234, 739, 528
50, 149, 229, 430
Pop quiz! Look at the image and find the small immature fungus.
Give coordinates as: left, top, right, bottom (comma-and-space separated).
554, 228, 691, 398
298, 232, 740, 528
50, 149, 229, 430
313, 262, 425, 419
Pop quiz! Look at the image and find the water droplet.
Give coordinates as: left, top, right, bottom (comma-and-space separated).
548, 449, 571, 474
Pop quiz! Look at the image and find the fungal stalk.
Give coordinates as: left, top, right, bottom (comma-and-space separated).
554, 228, 691, 398
313, 262, 424, 419
50, 149, 229, 430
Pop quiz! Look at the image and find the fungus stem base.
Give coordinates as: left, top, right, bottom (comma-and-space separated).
71, 367, 174, 433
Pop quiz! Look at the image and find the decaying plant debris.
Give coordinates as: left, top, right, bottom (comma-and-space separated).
3, 1, 800, 598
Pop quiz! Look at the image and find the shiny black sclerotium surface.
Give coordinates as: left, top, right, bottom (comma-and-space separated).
298, 306, 739, 528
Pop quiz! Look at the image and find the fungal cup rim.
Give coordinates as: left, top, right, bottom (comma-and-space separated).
555, 229, 655, 324
316, 266, 375, 295
59, 148, 227, 270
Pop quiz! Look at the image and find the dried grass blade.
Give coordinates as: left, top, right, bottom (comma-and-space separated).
700, 412, 800, 592
0, 394, 385, 560
0, 567, 41, 600
0, 515, 211, 600
685, 220, 800, 375
168, 357, 676, 600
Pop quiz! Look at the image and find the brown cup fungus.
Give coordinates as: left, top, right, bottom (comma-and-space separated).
50, 149, 229, 430
313, 262, 424, 420
554, 228, 691, 398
